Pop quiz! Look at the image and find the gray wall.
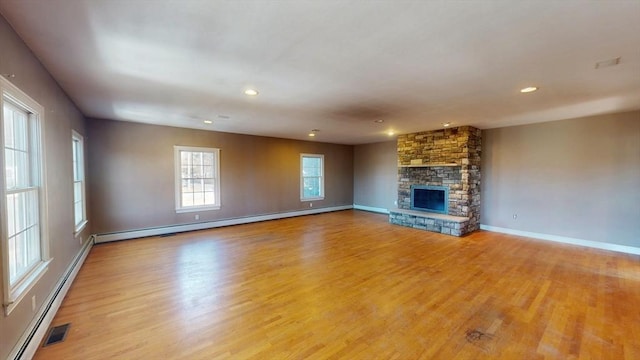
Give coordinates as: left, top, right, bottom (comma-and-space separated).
0, 15, 90, 359
88, 118, 354, 233
481, 111, 640, 247
353, 140, 397, 211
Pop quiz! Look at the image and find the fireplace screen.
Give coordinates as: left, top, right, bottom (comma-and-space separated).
410, 185, 448, 214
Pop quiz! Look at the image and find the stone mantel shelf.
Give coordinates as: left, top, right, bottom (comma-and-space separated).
398, 163, 459, 168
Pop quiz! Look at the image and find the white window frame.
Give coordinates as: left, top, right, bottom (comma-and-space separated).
174, 146, 221, 213
1, 76, 51, 315
300, 153, 324, 201
72, 130, 87, 235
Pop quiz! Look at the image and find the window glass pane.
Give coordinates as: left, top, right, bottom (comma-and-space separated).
303, 165, 321, 176
74, 181, 82, 201
4, 106, 13, 147
203, 153, 214, 166
15, 150, 29, 188
203, 165, 214, 178
75, 201, 83, 226
182, 192, 194, 207
181, 151, 189, 166
193, 179, 203, 192
7, 193, 15, 236
5, 148, 15, 189
302, 157, 320, 168
26, 189, 38, 227
181, 179, 191, 193
193, 192, 206, 206
27, 225, 40, 265
8, 234, 16, 281
191, 152, 202, 166
303, 177, 320, 198
181, 165, 190, 179
10, 232, 23, 282
15, 191, 26, 233
191, 163, 202, 178
72, 140, 78, 180
13, 110, 28, 152
204, 179, 215, 192
204, 192, 215, 204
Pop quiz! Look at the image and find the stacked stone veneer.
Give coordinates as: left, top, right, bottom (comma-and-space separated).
390, 126, 481, 236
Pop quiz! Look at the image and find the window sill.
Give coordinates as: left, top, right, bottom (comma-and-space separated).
301, 197, 324, 202
176, 205, 221, 214
74, 220, 88, 237
4, 258, 52, 316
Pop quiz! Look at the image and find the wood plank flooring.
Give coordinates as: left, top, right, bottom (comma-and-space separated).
34, 210, 639, 359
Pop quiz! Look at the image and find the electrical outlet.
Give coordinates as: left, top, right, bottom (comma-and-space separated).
513, 213, 518, 220
309, 203, 313, 208
32, 295, 36, 311
195, 214, 199, 220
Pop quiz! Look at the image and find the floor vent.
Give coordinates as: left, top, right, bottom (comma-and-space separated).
43, 323, 71, 347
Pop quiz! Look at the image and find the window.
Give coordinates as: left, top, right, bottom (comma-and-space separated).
300, 154, 324, 201
1, 76, 50, 315
72, 131, 87, 233
174, 146, 220, 212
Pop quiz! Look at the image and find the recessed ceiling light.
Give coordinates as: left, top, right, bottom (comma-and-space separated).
442, 122, 451, 127
244, 89, 259, 96
387, 130, 395, 136
203, 120, 213, 124
520, 86, 538, 93
308, 133, 316, 137
374, 119, 384, 123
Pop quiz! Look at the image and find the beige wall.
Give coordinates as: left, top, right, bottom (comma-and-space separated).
353, 140, 397, 211
481, 111, 640, 247
0, 15, 90, 358
87, 118, 354, 233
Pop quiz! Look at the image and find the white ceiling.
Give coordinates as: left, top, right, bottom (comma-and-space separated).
1, 0, 639, 144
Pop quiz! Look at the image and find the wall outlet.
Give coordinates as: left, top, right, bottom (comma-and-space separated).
309, 203, 313, 208
513, 213, 518, 220
194, 214, 199, 220
31, 295, 36, 311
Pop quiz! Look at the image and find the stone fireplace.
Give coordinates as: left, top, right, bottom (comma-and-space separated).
389, 126, 481, 236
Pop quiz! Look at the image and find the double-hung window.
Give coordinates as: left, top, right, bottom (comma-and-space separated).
300, 154, 324, 201
72, 131, 87, 234
1, 76, 49, 315
174, 146, 220, 212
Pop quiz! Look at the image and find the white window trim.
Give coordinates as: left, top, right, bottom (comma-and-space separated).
72, 130, 87, 235
1, 76, 51, 315
174, 145, 221, 213
300, 153, 325, 201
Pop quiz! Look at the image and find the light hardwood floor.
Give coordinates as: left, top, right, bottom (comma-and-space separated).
35, 210, 639, 359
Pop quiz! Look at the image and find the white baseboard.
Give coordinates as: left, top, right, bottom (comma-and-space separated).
95, 205, 353, 243
480, 224, 640, 255
10, 236, 94, 360
353, 204, 389, 214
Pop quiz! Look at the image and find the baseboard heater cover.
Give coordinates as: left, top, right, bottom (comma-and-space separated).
94, 205, 353, 243
480, 224, 640, 255
352, 204, 389, 214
